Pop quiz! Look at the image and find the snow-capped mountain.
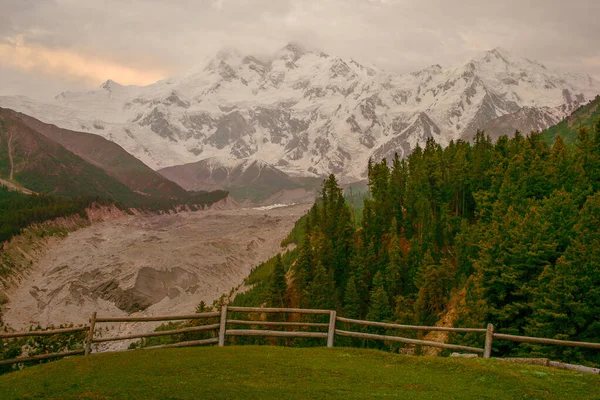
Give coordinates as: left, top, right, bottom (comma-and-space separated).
1, 44, 598, 180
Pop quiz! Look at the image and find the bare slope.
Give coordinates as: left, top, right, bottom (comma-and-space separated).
3, 203, 310, 331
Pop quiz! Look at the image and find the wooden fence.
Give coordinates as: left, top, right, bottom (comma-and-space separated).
2, 306, 599, 369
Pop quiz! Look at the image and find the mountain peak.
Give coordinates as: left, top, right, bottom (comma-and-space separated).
277, 42, 309, 62
490, 47, 510, 57
473, 47, 515, 65
100, 79, 123, 91
203, 47, 245, 74
412, 64, 443, 77
216, 47, 243, 61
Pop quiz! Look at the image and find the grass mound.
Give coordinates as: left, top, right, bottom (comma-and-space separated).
0, 346, 598, 399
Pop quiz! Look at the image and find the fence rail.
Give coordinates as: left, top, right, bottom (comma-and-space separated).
492, 333, 600, 350
1, 306, 599, 370
95, 312, 220, 323
335, 316, 487, 333
227, 306, 330, 314
227, 330, 328, 339
0, 326, 88, 339
91, 324, 221, 344
335, 329, 484, 354
227, 320, 329, 327
0, 326, 89, 367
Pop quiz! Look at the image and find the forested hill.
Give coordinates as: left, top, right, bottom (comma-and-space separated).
542, 95, 600, 145
232, 120, 600, 367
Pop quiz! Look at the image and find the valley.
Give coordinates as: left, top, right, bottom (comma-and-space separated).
1, 202, 310, 344
3, 1, 600, 395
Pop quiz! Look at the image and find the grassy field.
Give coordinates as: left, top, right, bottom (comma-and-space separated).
0, 346, 598, 399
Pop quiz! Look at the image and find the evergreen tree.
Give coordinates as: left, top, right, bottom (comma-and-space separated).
414, 254, 455, 325
367, 272, 391, 322
366, 271, 392, 348
527, 193, 600, 364
295, 234, 314, 294
268, 254, 288, 309
385, 229, 407, 300
306, 263, 336, 310
342, 275, 361, 319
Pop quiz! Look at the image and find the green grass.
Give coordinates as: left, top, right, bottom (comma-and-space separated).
0, 346, 598, 399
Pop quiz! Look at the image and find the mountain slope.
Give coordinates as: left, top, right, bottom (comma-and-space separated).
0, 107, 138, 202
0, 46, 597, 180
11, 111, 190, 199
460, 106, 562, 142
541, 95, 600, 144
0, 108, 229, 208
158, 157, 303, 201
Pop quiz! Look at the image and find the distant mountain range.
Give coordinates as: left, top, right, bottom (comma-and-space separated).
0, 44, 598, 182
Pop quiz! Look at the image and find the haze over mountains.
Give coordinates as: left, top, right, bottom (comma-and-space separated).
0, 44, 598, 182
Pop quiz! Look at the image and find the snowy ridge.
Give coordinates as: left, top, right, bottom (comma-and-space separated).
1, 45, 598, 180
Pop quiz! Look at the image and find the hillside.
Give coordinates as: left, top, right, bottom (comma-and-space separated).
542, 95, 600, 144
0, 346, 597, 399
0, 46, 597, 180
0, 107, 229, 209
158, 157, 321, 202
12, 110, 191, 199
0, 107, 138, 203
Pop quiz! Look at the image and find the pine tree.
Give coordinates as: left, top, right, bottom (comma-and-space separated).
385, 230, 404, 300
367, 272, 391, 322
414, 254, 455, 325
306, 263, 336, 310
342, 275, 361, 319
389, 153, 407, 233
365, 271, 392, 348
268, 254, 288, 309
295, 234, 314, 293
527, 192, 600, 364
475, 204, 556, 339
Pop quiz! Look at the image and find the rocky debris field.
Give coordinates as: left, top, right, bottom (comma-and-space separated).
3, 203, 309, 346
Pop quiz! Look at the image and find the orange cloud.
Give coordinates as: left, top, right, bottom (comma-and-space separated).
580, 56, 600, 67
0, 37, 167, 86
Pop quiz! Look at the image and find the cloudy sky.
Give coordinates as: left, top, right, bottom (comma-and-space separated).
1, 0, 599, 101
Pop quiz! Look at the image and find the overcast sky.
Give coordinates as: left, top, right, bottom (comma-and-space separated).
1, 0, 599, 101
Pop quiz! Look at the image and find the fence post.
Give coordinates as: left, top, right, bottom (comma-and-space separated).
218, 306, 228, 347
85, 311, 97, 356
484, 323, 494, 359
327, 311, 336, 348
